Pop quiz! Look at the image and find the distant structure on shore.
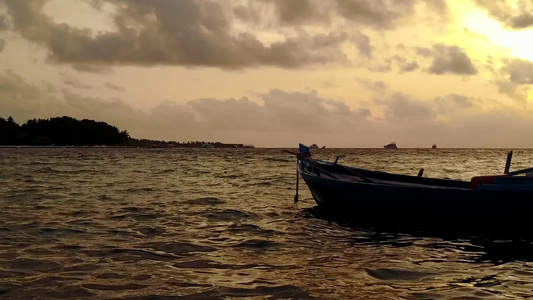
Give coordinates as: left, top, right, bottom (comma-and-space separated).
432, 144, 437, 149
384, 142, 397, 149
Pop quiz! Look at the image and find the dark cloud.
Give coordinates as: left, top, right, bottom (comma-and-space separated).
105, 82, 125, 92
424, 44, 477, 75
321, 77, 339, 89
485, 58, 533, 103
71, 64, 113, 74
356, 78, 387, 94
353, 32, 373, 59
1, 0, 451, 69
393, 55, 419, 73
434, 94, 475, 114
0, 69, 66, 122
0, 39, 5, 52
335, 0, 415, 29
0, 13, 9, 31
376, 92, 433, 119
60, 72, 92, 89
504, 58, 533, 84
237, 0, 447, 29
270, 0, 330, 25
474, 0, 533, 29
495, 80, 528, 103
425, 0, 448, 14
415, 47, 433, 58
2, 0, 349, 69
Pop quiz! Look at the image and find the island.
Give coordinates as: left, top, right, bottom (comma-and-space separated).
0, 116, 254, 148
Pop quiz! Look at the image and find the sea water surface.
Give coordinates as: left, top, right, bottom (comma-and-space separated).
2, 147, 533, 299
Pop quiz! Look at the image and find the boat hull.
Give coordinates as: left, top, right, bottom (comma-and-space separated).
300, 168, 533, 235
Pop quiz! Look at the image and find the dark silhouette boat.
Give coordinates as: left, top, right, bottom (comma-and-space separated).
291, 144, 533, 235
384, 142, 397, 149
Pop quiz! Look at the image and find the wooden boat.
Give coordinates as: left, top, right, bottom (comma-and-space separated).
292, 144, 533, 235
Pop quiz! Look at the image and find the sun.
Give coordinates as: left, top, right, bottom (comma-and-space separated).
458, 2, 533, 63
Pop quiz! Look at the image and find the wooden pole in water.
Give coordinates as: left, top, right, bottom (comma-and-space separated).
294, 156, 299, 203
504, 151, 513, 174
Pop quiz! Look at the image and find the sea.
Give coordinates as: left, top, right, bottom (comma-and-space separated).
2, 147, 533, 299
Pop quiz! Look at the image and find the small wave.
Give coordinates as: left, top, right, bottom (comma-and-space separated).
61, 263, 100, 272
124, 187, 155, 193
99, 194, 113, 200
228, 224, 277, 236
7, 258, 61, 271
206, 209, 256, 221
234, 239, 279, 251
38, 166, 61, 173
174, 259, 258, 270
82, 283, 148, 291
136, 226, 166, 236
256, 181, 272, 186
39, 227, 85, 235
264, 157, 291, 163
81, 248, 176, 262
132, 274, 151, 281
178, 285, 314, 299
185, 197, 225, 205
0, 284, 22, 298
95, 272, 127, 279
365, 268, 437, 281
147, 241, 217, 256
220, 174, 238, 179
45, 287, 94, 298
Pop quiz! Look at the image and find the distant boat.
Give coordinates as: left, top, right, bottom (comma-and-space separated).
309, 144, 320, 149
384, 142, 397, 149
432, 144, 437, 149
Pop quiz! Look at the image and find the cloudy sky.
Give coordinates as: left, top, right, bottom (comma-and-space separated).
1, 0, 533, 147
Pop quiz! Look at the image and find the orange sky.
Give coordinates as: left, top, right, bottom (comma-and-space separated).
1, 0, 533, 147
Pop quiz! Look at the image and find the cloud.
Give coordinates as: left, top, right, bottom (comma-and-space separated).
2, 0, 349, 69
495, 80, 529, 103
434, 93, 476, 114
3, 69, 532, 147
355, 77, 387, 94
353, 32, 373, 59
1, 0, 452, 70
0, 39, 5, 52
0, 13, 9, 31
105, 82, 125, 92
504, 58, 533, 84
268, 0, 331, 25
393, 55, 419, 73
422, 44, 477, 75
376, 92, 434, 120
60, 72, 92, 89
474, 0, 533, 29
71, 64, 113, 74
335, 0, 415, 29
0, 69, 67, 122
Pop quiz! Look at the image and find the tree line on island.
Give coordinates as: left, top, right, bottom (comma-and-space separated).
0, 116, 253, 148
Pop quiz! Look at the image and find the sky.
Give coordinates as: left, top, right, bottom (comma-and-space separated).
1, 0, 533, 148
